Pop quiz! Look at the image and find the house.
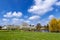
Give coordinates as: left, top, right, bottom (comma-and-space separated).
2, 25, 7, 30
2, 25, 20, 30
20, 22, 36, 31
40, 27, 49, 32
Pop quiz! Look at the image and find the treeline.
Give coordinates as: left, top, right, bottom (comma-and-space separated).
0, 18, 60, 32
36, 18, 60, 32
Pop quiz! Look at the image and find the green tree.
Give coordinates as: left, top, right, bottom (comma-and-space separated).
44, 24, 49, 31
36, 23, 41, 31
0, 26, 2, 30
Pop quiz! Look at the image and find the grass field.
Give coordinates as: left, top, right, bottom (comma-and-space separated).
0, 30, 60, 40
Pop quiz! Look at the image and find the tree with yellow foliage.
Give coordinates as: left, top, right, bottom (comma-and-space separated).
57, 19, 60, 32
49, 18, 58, 32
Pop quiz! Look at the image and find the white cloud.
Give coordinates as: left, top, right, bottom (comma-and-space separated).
49, 15, 55, 19
11, 18, 30, 25
56, 1, 60, 6
12, 12, 22, 17
12, 18, 20, 21
4, 12, 12, 18
29, 15, 40, 20
11, 18, 21, 25
4, 11, 22, 18
1, 17, 31, 25
1, 18, 10, 25
1, 18, 22, 25
2, 18, 9, 22
24, 20, 30, 23
28, 0, 57, 15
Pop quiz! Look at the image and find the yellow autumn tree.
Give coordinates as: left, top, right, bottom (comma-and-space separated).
57, 19, 60, 32
49, 18, 58, 32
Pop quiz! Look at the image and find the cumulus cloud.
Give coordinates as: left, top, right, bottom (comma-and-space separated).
4, 18, 30, 25
4, 11, 22, 18
4, 12, 12, 18
1, 17, 31, 25
24, 20, 30, 23
11, 18, 31, 25
28, 0, 57, 15
56, 1, 60, 6
29, 15, 40, 20
11, 18, 21, 25
1, 18, 10, 25
49, 15, 55, 19
2, 18, 9, 22
1, 18, 22, 25
12, 18, 20, 21
12, 12, 22, 17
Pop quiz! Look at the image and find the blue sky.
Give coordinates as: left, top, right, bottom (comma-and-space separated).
0, 0, 60, 26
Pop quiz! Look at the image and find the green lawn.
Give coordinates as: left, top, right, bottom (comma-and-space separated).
0, 30, 60, 40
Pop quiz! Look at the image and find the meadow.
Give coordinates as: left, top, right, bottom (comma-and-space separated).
0, 30, 60, 40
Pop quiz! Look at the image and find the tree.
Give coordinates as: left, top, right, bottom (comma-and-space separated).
0, 26, 2, 30
46, 24, 49, 31
49, 18, 58, 32
36, 23, 41, 31
57, 19, 60, 32
44, 24, 49, 31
